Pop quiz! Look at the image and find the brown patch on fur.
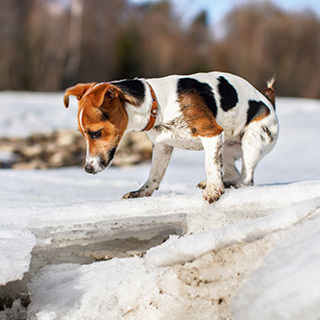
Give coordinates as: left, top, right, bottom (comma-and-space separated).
251, 107, 270, 123
262, 87, 275, 109
83, 85, 128, 155
246, 100, 271, 126
83, 83, 125, 109
262, 77, 276, 110
66, 82, 129, 134
179, 93, 223, 137
64, 83, 97, 108
65, 82, 129, 160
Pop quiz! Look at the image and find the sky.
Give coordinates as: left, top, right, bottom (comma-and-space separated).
129, 0, 320, 26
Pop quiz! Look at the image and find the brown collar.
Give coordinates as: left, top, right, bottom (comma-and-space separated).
142, 82, 159, 131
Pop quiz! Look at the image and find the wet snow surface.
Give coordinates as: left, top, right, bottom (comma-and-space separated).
0, 93, 320, 319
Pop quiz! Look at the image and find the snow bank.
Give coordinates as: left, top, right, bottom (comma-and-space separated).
27, 197, 320, 320
28, 258, 171, 320
0, 91, 77, 138
1, 167, 319, 231
232, 211, 320, 320
0, 227, 36, 285
145, 197, 320, 267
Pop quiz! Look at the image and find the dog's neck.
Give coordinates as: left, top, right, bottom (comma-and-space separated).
124, 80, 160, 133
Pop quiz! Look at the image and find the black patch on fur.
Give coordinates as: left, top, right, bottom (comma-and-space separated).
262, 125, 274, 143
107, 147, 116, 163
100, 110, 109, 121
112, 79, 145, 103
177, 78, 217, 117
246, 100, 269, 125
218, 76, 239, 111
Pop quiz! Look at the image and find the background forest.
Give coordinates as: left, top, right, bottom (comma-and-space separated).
0, 0, 320, 98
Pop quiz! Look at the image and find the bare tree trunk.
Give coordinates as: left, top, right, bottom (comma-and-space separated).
64, 0, 84, 87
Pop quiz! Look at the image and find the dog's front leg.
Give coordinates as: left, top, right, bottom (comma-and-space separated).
122, 143, 174, 199
201, 135, 225, 203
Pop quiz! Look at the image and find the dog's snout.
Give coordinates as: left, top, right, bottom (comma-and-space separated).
85, 163, 95, 174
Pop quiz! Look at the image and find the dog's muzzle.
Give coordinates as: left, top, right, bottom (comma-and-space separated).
84, 158, 107, 175
85, 163, 95, 174
85, 148, 116, 174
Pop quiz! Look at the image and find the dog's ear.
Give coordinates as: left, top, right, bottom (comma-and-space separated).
63, 83, 96, 108
86, 83, 122, 109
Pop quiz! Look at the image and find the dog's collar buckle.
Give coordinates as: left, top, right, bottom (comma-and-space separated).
142, 82, 159, 131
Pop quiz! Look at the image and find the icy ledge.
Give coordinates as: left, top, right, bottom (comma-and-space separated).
144, 197, 320, 267
27, 197, 320, 320
232, 206, 320, 320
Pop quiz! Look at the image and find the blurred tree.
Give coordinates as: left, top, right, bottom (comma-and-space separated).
78, 0, 126, 83
0, 0, 30, 90
212, 2, 320, 97
0, 0, 319, 97
188, 10, 211, 72
64, 0, 85, 87
265, 11, 320, 97
115, 25, 142, 80
137, 1, 184, 77
26, 0, 68, 90
133, 1, 208, 77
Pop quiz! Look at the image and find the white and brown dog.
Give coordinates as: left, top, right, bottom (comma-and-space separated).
64, 72, 279, 203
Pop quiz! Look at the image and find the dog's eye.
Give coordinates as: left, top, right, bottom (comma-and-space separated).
88, 129, 102, 140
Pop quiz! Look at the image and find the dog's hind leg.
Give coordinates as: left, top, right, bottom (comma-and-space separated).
229, 118, 278, 188
122, 143, 173, 199
222, 139, 241, 186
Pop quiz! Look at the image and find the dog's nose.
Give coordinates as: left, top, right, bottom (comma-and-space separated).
85, 163, 95, 174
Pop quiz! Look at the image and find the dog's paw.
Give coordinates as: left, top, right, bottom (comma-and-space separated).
203, 186, 225, 204
223, 180, 237, 189
224, 177, 253, 189
197, 179, 207, 190
122, 190, 152, 199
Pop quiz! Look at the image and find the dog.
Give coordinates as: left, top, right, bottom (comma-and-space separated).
64, 72, 279, 203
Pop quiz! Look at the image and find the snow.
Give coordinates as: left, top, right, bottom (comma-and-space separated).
0, 91, 320, 319
0, 92, 78, 138
27, 197, 320, 320
0, 227, 36, 285
145, 197, 320, 267
28, 258, 168, 320
232, 211, 320, 320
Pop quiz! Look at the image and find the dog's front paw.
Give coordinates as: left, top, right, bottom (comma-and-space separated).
122, 189, 153, 199
197, 179, 207, 190
203, 185, 224, 204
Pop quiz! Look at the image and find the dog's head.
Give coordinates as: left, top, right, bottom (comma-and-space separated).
64, 82, 129, 174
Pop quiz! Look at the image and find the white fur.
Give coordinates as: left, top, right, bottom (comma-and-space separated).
78, 107, 85, 133
200, 136, 224, 202
125, 82, 157, 132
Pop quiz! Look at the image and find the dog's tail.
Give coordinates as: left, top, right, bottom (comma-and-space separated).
262, 76, 276, 110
